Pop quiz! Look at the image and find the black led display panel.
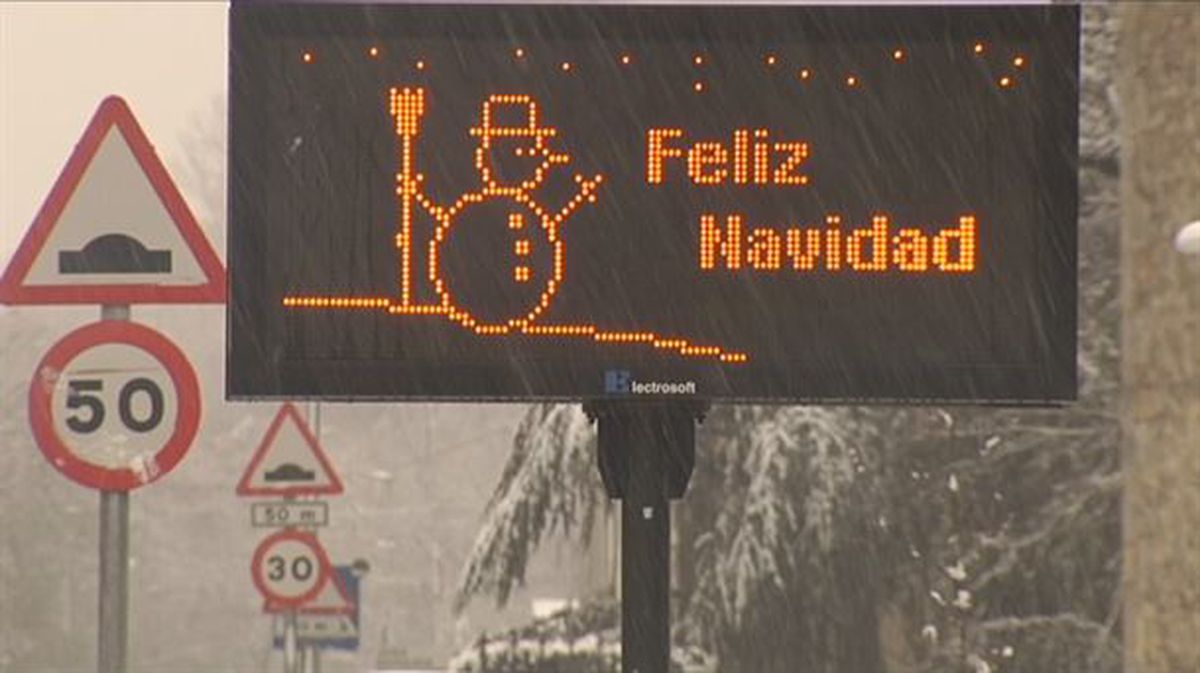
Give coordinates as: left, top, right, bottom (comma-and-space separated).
228, 3, 1078, 403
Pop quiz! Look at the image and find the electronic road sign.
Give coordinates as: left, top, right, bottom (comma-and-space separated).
229, 3, 1078, 403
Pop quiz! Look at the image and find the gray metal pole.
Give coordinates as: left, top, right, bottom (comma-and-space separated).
98, 304, 131, 673
283, 613, 298, 673
98, 490, 129, 673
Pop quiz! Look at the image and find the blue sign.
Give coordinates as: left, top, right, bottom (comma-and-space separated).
272, 565, 360, 652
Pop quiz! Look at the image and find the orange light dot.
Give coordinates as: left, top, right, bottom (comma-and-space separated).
515, 47, 525, 58
799, 68, 811, 80
620, 53, 632, 65
561, 61, 572, 71
765, 54, 777, 66
302, 52, 314, 63
973, 42, 985, 55
694, 81, 705, 92
1013, 55, 1026, 68
846, 75, 858, 87
368, 46, 380, 58
693, 54, 704, 66
999, 76, 1013, 88
893, 48, 905, 61
415, 60, 426, 70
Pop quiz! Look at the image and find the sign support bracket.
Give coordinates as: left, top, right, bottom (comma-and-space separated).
584, 400, 706, 673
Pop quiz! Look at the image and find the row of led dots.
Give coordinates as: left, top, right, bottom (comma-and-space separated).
299, 42, 1028, 89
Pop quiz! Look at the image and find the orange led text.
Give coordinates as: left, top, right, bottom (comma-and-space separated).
699, 213, 978, 273
647, 128, 810, 186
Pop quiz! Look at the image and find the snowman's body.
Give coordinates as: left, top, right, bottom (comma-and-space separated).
393, 88, 601, 333
429, 191, 565, 332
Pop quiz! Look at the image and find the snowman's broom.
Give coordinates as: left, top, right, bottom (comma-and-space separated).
389, 87, 425, 307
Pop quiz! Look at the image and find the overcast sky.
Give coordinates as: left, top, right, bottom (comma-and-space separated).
0, 2, 227, 266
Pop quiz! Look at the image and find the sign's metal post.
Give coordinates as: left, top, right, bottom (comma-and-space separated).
622, 440, 669, 673
97, 489, 129, 673
295, 639, 307, 673
585, 401, 704, 673
283, 612, 298, 673
98, 303, 131, 673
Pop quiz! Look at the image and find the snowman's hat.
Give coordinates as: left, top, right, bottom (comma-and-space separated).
470, 94, 558, 142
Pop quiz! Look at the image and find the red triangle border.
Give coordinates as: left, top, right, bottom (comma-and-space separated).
237, 403, 344, 497
0, 95, 226, 304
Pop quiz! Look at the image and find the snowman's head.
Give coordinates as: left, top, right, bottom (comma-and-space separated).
471, 95, 570, 190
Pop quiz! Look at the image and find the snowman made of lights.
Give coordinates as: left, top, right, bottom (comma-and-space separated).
391, 87, 603, 333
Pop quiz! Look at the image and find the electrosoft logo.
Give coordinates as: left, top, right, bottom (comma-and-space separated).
604, 370, 631, 393
604, 370, 697, 395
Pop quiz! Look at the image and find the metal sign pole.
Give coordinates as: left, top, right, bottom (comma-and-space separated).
622, 443, 669, 673
98, 304, 131, 673
97, 490, 129, 673
283, 612, 298, 673
585, 401, 703, 673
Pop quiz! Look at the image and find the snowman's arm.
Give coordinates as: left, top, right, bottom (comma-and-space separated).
550, 173, 604, 234
416, 192, 446, 221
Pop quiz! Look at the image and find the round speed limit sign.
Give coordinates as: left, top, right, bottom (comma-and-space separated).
29, 320, 200, 491
251, 529, 332, 609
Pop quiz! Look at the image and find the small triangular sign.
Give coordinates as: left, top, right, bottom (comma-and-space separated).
264, 568, 355, 615
296, 565, 356, 615
0, 95, 225, 305
237, 403, 343, 497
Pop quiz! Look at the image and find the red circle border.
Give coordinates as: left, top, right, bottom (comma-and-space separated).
250, 529, 331, 609
28, 320, 201, 491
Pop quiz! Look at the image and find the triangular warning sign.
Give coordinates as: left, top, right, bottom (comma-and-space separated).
0, 95, 225, 305
237, 403, 343, 497
297, 566, 355, 615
